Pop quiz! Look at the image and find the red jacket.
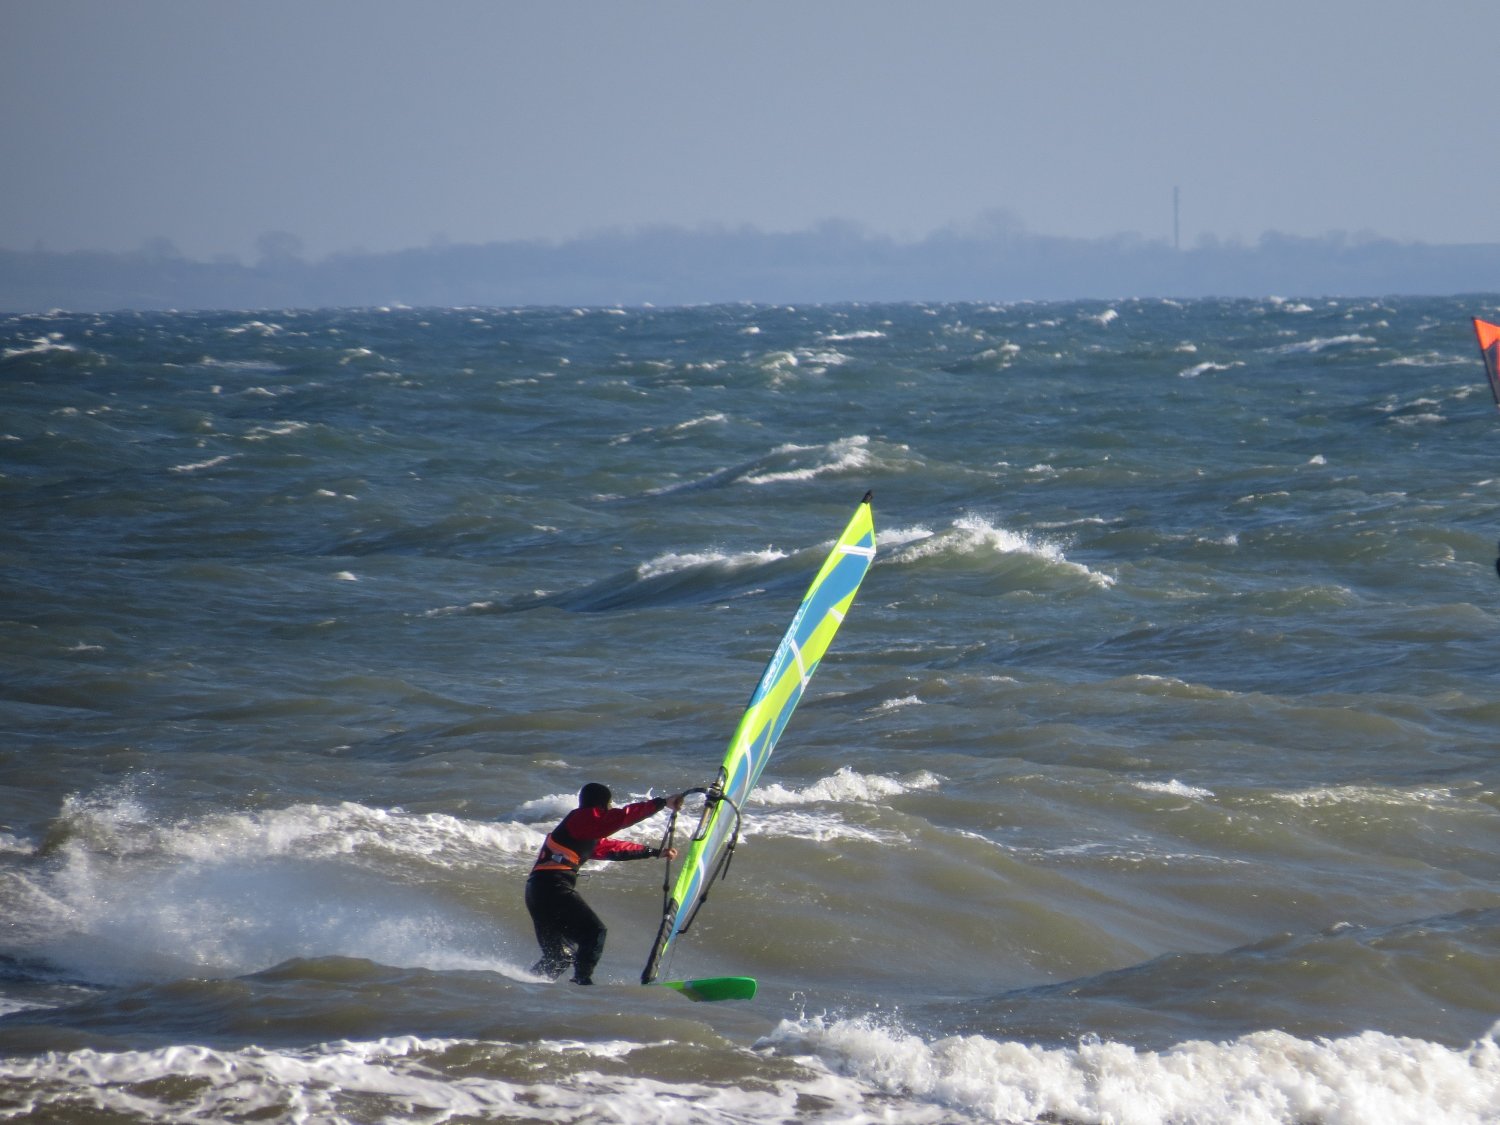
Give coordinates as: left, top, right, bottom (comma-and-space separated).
530, 797, 666, 882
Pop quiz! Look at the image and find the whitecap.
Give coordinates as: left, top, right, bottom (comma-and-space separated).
244, 421, 310, 440
889, 513, 1115, 588
168, 454, 234, 473
739, 435, 874, 486
18, 796, 550, 983
636, 545, 787, 581
1178, 360, 1245, 378
1270, 334, 1376, 355
753, 766, 941, 806
2, 333, 75, 359
741, 809, 905, 845
763, 1015, 1500, 1124
1136, 779, 1216, 800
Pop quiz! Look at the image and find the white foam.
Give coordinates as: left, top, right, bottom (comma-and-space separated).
739, 435, 874, 486
244, 421, 310, 440
1271, 334, 1376, 355
823, 329, 887, 342
1268, 784, 1471, 812
798, 347, 851, 368
741, 808, 905, 845
637, 545, 787, 581
765, 1016, 1500, 1125
2, 332, 75, 358
1136, 779, 1216, 801
0, 1036, 867, 1125
514, 792, 583, 822
875, 523, 943, 550
168, 454, 235, 473
13, 796, 547, 983
753, 766, 940, 807
1178, 360, 1246, 378
889, 514, 1115, 588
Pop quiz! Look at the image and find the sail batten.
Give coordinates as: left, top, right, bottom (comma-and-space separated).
641, 494, 876, 985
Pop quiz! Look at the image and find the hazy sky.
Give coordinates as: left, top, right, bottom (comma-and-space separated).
5, 1, 1497, 262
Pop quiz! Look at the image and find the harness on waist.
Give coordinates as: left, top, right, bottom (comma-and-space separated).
531, 830, 593, 875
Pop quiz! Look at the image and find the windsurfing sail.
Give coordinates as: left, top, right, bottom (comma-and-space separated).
1473, 317, 1500, 409
641, 492, 876, 985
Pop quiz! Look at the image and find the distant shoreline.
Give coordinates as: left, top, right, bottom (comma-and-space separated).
4, 224, 1499, 313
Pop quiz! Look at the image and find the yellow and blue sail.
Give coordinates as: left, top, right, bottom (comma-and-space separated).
642, 493, 876, 985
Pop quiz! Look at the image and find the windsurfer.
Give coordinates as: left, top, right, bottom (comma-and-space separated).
526, 783, 683, 985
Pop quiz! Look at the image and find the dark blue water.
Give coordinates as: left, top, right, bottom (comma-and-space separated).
2, 297, 1498, 1122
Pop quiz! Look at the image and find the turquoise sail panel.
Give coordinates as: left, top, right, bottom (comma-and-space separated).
642, 494, 875, 984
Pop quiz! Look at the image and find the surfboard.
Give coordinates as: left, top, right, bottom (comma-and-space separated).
657, 976, 759, 1002
641, 493, 876, 997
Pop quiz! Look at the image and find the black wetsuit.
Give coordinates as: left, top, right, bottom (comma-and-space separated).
525, 797, 666, 984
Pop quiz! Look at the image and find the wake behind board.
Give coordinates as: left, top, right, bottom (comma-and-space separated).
657, 975, 758, 1003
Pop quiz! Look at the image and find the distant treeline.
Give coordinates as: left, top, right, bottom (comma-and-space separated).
4, 221, 1499, 312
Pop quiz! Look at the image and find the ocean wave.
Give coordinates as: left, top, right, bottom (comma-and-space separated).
887, 515, 1115, 588
640, 434, 890, 498
1134, 778, 1215, 800
765, 1015, 1500, 1125
243, 420, 312, 441
610, 412, 730, 445
1, 333, 76, 359
7, 1019, 1497, 1125
1178, 360, 1246, 378
168, 453, 236, 473
0, 1035, 872, 1125
1265, 783, 1477, 812
1269, 334, 1377, 355
13, 796, 543, 985
44, 793, 539, 868
637, 545, 787, 581
740, 808, 906, 846
503, 542, 795, 614
738, 435, 876, 486
753, 766, 941, 807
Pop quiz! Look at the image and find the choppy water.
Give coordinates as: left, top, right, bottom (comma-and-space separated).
2, 295, 1499, 1123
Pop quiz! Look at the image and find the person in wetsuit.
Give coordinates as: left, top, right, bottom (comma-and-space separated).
525, 782, 684, 985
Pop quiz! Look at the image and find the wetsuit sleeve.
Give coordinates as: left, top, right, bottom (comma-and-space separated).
562, 798, 667, 842
594, 838, 658, 861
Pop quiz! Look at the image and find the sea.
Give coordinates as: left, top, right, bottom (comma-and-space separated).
2, 294, 1499, 1124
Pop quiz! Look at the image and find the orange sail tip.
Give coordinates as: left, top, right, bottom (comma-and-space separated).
1473, 318, 1500, 408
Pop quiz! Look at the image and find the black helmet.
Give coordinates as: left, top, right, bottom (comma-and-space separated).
579, 782, 612, 809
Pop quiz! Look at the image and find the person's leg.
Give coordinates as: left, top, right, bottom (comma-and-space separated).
524, 878, 574, 979
554, 889, 607, 984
